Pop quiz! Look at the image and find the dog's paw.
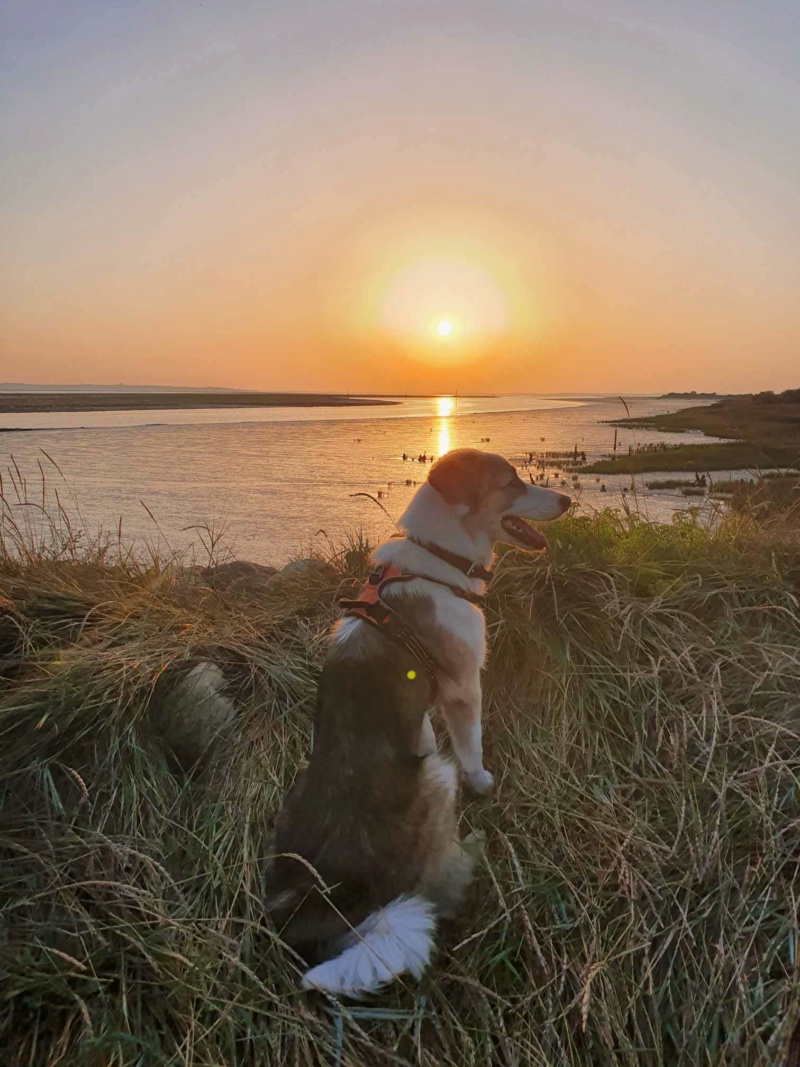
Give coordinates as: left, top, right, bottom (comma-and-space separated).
464, 768, 494, 796
461, 830, 487, 862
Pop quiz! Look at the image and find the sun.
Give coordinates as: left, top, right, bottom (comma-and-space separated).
372, 254, 510, 354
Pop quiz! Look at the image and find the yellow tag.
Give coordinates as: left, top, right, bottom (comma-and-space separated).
406, 669, 416, 681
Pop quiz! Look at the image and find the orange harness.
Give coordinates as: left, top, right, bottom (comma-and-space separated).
339, 564, 440, 686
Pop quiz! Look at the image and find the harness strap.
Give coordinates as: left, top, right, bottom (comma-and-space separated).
339, 565, 442, 685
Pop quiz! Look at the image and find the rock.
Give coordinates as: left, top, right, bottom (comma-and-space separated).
199, 560, 278, 593
275, 559, 336, 581
183, 558, 335, 598
263, 558, 337, 593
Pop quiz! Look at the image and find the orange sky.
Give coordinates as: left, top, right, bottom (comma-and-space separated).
1, 2, 798, 393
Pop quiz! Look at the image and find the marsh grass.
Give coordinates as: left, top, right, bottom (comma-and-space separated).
722, 476, 800, 522
645, 479, 698, 491
587, 389, 800, 476
580, 441, 798, 475
1, 483, 799, 1065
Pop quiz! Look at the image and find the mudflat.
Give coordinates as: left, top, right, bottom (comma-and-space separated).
0, 392, 397, 414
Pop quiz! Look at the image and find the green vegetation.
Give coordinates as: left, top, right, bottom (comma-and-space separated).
2, 497, 799, 1065
582, 440, 794, 474
581, 388, 800, 474
645, 478, 698, 490
710, 477, 763, 496
613, 388, 800, 442
721, 474, 800, 518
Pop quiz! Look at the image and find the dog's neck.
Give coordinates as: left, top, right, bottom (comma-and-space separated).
373, 483, 493, 592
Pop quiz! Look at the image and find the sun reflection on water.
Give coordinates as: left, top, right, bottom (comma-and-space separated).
436, 395, 454, 456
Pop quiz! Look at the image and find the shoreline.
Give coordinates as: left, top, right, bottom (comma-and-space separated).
0, 395, 584, 434
580, 390, 799, 474
0, 391, 399, 415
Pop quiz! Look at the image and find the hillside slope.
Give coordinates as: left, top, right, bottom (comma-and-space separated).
1, 514, 799, 1065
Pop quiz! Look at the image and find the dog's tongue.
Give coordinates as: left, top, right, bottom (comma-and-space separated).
501, 516, 549, 551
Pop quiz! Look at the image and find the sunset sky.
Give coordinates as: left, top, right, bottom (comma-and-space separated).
1, 1, 798, 394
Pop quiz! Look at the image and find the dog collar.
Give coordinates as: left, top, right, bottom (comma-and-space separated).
407, 538, 493, 584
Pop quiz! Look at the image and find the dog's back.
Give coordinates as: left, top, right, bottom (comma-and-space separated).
265, 622, 450, 970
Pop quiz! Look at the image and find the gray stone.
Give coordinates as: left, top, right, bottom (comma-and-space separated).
200, 560, 278, 593
275, 559, 336, 581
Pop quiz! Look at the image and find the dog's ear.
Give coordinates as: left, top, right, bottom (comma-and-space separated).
428, 450, 485, 510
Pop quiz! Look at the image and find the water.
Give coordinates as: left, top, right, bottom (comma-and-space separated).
0, 393, 577, 431
0, 394, 724, 565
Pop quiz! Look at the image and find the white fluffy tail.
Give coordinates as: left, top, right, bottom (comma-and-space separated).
302, 896, 436, 997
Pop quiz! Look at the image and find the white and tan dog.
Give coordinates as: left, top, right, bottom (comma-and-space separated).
266, 449, 570, 996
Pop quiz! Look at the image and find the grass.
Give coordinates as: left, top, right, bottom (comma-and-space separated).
609, 389, 800, 444
1, 485, 800, 1064
582, 389, 800, 475
645, 479, 698, 491
723, 475, 800, 519
580, 441, 797, 474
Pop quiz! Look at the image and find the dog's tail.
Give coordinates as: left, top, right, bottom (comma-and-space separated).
302, 895, 436, 997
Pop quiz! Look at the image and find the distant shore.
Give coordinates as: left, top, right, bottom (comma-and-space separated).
580, 388, 799, 473
0, 392, 398, 414
658, 391, 736, 400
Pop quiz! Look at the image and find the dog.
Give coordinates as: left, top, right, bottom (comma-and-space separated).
265, 449, 570, 996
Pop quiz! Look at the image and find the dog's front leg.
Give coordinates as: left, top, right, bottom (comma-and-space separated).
437, 673, 493, 795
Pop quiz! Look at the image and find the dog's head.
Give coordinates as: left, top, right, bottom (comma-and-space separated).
427, 448, 570, 551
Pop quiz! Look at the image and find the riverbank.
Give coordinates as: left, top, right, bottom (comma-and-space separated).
580, 389, 799, 473
580, 440, 795, 473
1, 395, 716, 559
0, 391, 397, 414
1, 512, 798, 1064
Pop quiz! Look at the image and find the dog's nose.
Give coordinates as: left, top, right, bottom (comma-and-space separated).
557, 493, 571, 513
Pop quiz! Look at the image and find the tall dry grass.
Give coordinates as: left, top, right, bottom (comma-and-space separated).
1, 466, 798, 1065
